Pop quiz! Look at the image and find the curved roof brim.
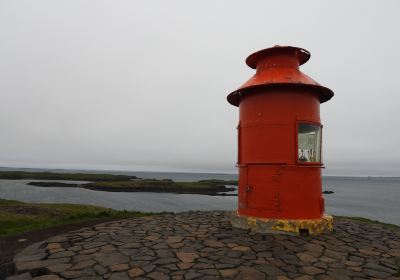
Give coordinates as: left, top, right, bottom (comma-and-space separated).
227, 83, 334, 107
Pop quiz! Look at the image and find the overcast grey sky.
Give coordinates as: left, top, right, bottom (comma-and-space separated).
0, 0, 399, 176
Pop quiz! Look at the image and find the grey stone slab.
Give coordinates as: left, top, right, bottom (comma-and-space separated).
7, 212, 400, 280
6, 272, 32, 280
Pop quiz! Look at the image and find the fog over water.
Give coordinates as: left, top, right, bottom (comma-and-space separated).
0, 1, 399, 176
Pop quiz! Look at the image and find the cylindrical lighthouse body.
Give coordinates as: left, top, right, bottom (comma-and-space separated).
238, 88, 322, 219
228, 46, 334, 224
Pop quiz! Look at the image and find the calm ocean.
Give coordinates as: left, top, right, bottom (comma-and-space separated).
0, 168, 399, 225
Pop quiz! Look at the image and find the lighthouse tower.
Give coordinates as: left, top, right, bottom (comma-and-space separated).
228, 46, 334, 235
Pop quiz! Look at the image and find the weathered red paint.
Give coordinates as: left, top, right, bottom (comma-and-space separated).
227, 46, 334, 220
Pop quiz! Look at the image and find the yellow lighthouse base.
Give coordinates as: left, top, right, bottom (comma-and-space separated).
230, 211, 334, 236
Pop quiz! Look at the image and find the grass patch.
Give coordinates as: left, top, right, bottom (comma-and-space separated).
0, 198, 151, 237
0, 171, 137, 181
336, 216, 399, 229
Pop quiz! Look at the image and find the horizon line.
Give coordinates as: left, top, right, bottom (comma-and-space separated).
0, 165, 399, 179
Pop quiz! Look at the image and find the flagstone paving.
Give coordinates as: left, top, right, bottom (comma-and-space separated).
7, 211, 400, 279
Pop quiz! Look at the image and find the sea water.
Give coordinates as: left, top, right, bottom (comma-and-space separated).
0, 169, 398, 225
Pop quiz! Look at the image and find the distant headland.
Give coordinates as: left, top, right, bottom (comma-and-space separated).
0, 171, 237, 195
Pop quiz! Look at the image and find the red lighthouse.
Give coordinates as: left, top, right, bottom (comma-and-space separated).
228, 46, 334, 235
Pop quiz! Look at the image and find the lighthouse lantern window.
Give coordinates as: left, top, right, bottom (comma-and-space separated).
298, 123, 321, 163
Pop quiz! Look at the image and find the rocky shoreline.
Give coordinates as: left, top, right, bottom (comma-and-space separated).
6, 211, 400, 280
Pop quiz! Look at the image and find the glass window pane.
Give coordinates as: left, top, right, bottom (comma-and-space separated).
298, 123, 321, 163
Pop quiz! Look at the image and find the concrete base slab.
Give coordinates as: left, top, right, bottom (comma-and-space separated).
230, 211, 334, 235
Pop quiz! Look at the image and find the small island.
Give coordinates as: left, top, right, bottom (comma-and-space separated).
0, 171, 238, 195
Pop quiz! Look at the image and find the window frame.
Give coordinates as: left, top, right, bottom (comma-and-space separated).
237, 121, 241, 165
296, 121, 323, 165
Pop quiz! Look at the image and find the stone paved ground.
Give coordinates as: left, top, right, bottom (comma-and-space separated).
7, 211, 400, 280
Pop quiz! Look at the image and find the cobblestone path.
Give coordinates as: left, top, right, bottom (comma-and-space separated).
7, 211, 400, 280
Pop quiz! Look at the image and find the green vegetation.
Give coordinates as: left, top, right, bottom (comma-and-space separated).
0, 198, 150, 237
0, 171, 137, 181
26, 177, 237, 194
1, 170, 238, 194
27, 182, 80, 188
83, 179, 235, 194
336, 216, 400, 229
198, 179, 238, 185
